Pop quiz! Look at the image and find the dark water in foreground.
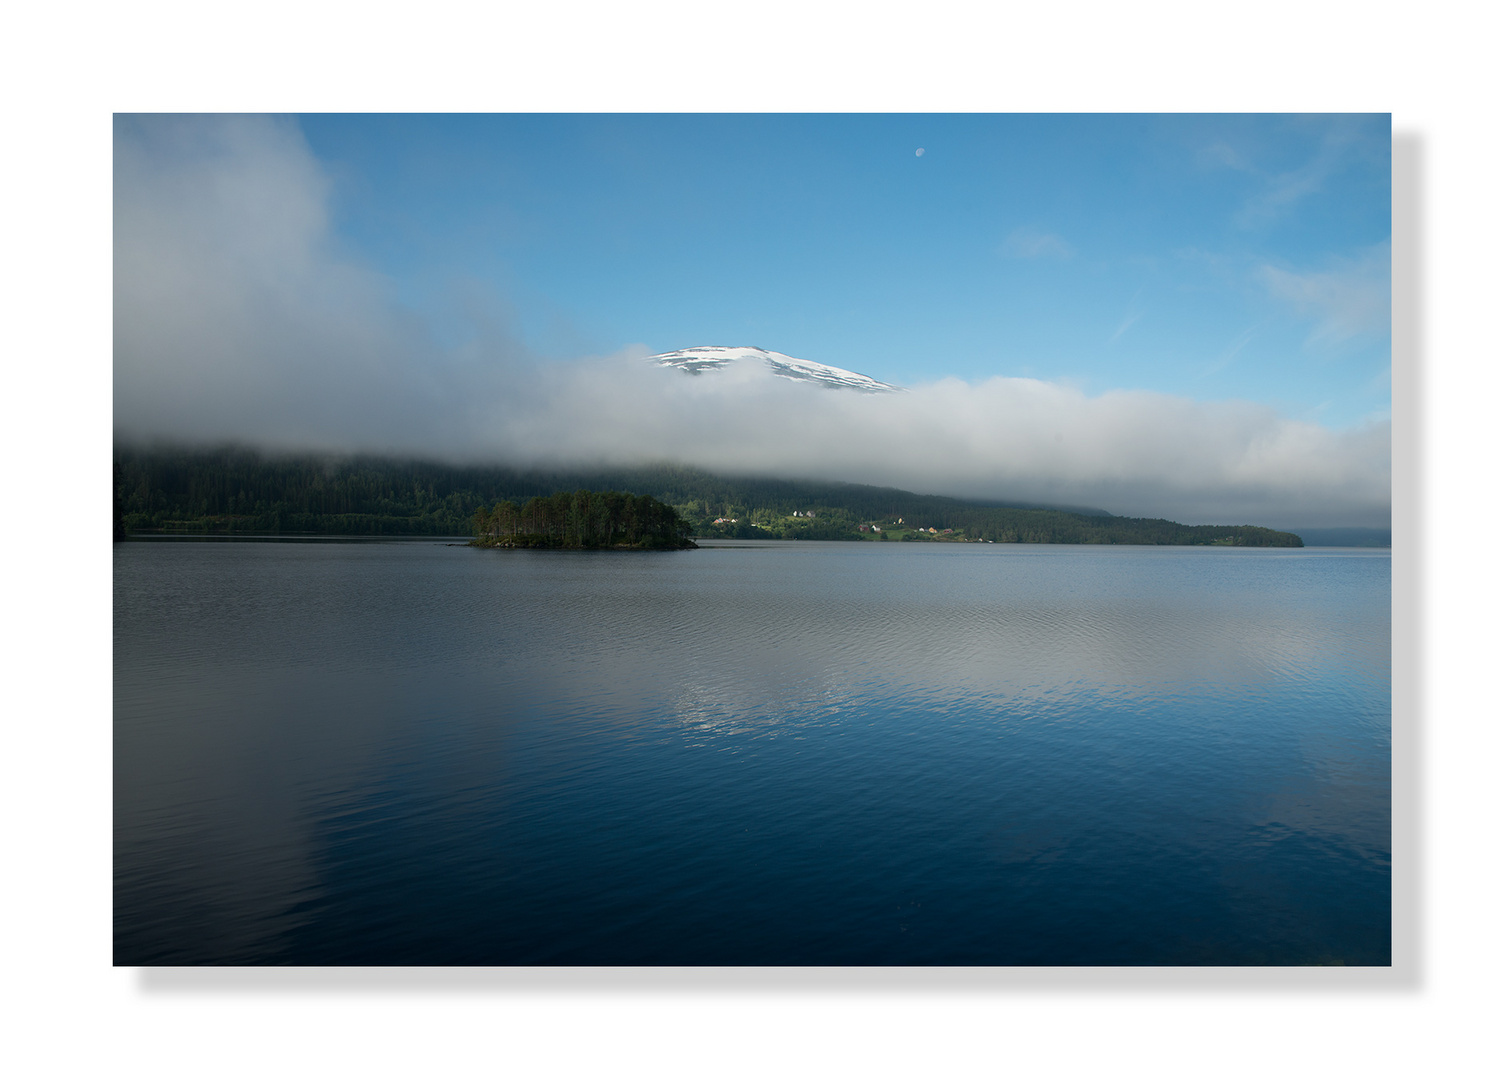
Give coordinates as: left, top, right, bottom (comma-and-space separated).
114, 539, 1390, 965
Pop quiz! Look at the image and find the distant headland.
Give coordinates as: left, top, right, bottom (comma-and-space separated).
113, 446, 1303, 547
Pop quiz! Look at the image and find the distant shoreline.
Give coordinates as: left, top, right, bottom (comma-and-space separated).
112, 446, 1360, 548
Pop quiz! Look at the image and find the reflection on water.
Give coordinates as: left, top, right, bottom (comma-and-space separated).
115, 540, 1390, 964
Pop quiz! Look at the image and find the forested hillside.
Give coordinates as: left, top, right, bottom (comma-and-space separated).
114, 445, 1302, 547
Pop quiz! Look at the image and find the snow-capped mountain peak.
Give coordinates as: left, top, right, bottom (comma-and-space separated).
646, 346, 903, 393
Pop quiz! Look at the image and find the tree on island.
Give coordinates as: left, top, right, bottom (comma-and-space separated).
472, 490, 696, 550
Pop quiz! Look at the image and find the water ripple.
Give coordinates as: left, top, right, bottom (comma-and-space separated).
115, 540, 1390, 965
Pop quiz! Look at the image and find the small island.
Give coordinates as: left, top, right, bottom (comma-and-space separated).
472, 490, 696, 550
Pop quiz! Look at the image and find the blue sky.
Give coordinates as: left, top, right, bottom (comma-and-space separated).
114, 113, 1391, 526
298, 113, 1390, 426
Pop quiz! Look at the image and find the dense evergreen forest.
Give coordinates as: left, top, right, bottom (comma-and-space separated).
472, 490, 695, 550
113, 445, 1303, 547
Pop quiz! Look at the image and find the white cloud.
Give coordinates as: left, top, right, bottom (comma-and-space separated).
1259, 243, 1391, 345
1231, 124, 1365, 229
114, 115, 1390, 529
1197, 141, 1249, 172
1200, 325, 1257, 378
482, 357, 1391, 527
1108, 291, 1145, 343
1002, 227, 1074, 260
115, 114, 536, 456
1237, 159, 1330, 228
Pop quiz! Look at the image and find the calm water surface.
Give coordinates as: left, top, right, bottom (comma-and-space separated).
114, 539, 1390, 965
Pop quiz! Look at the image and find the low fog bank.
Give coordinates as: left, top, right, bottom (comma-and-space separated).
114, 344, 1391, 528
449, 356, 1390, 528
114, 115, 1391, 530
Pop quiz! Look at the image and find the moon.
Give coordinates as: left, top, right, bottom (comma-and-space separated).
915, 148, 925, 157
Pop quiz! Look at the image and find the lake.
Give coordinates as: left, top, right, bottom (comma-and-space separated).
114, 538, 1390, 965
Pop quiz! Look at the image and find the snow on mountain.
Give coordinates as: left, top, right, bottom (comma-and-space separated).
646, 346, 904, 393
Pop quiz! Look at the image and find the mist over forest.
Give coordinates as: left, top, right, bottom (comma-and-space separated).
115, 445, 1354, 547
113, 116, 1390, 530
